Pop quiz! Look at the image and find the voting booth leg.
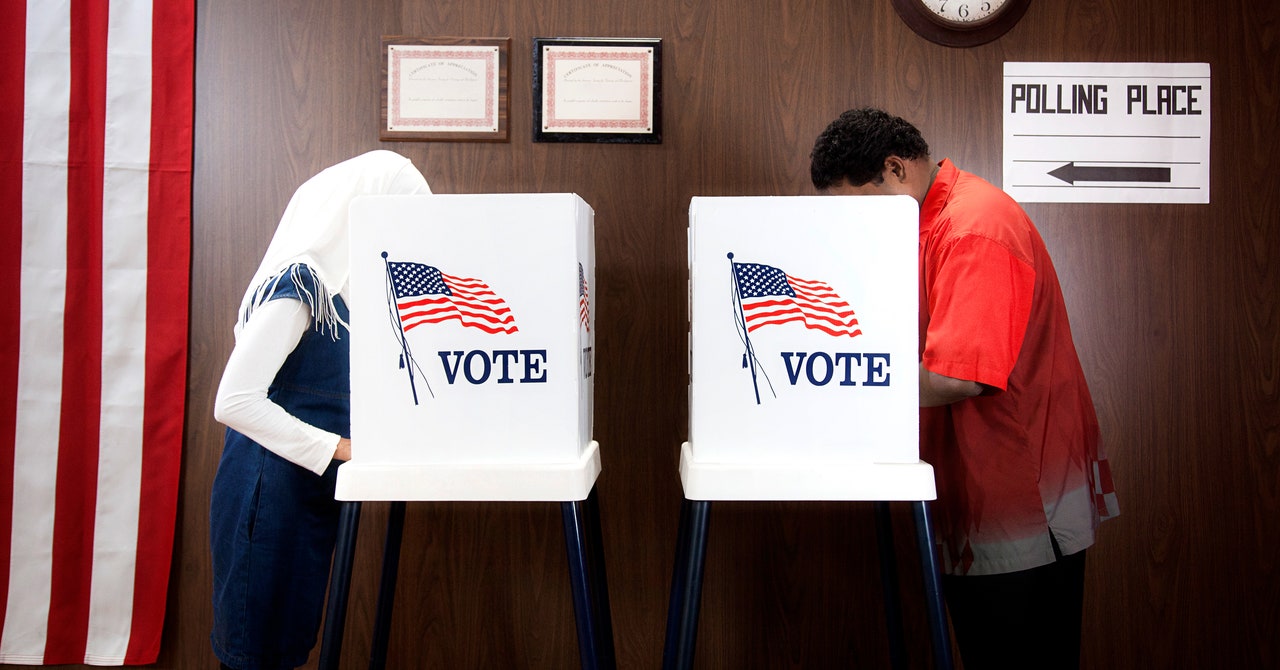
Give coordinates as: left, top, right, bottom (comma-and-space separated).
662, 498, 712, 670
583, 488, 617, 667
370, 500, 407, 670
319, 500, 362, 670
875, 502, 908, 670
912, 500, 954, 670
562, 487, 617, 670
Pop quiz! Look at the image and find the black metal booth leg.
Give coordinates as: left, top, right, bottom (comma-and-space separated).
581, 487, 617, 668
369, 500, 407, 670
661, 498, 712, 670
913, 500, 954, 669
319, 500, 362, 670
875, 501, 908, 670
563, 488, 617, 670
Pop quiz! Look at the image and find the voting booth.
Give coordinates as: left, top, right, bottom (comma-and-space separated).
320, 194, 613, 670
336, 192, 598, 501
683, 194, 935, 499
664, 196, 952, 669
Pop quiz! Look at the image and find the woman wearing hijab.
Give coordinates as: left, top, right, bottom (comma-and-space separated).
210, 150, 430, 670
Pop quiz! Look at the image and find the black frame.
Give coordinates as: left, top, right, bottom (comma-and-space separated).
532, 37, 663, 144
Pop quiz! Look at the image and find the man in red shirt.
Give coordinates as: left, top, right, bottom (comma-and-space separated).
810, 108, 1119, 668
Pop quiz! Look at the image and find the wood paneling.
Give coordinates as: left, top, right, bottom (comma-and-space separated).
13, 0, 1275, 668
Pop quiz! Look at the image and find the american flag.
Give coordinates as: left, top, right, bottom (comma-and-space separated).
578, 263, 590, 332
388, 261, 518, 334
733, 261, 862, 338
0, 0, 192, 664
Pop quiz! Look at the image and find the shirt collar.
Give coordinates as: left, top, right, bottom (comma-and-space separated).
920, 158, 958, 233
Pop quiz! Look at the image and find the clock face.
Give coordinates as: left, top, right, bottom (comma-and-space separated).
891, 0, 1031, 47
921, 0, 1010, 27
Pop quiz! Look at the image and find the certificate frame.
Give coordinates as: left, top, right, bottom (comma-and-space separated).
532, 37, 662, 144
381, 36, 509, 142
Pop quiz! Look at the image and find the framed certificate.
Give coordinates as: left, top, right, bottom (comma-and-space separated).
533, 37, 662, 144
381, 36, 509, 142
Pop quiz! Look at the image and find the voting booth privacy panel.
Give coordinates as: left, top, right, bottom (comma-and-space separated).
338, 193, 598, 501
683, 196, 935, 500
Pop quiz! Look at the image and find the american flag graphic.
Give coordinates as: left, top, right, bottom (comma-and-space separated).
733, 261, 861, 338
388, 261, 517, 334
578, 263, 590, 332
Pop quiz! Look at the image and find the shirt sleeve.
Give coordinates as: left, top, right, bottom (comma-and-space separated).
213, 298, 339, 475
921, 233, 1035, 391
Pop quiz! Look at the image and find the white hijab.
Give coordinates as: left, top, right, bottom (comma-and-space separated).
235, 149, 431, 336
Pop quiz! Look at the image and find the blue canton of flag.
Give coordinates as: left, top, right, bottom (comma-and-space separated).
732, 261, 861, 337
390, 261, 449, 298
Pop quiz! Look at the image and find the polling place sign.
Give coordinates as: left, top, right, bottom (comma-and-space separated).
1003, 62, 1210, 204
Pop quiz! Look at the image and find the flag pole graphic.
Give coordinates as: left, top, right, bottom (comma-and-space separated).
383, 252, 433, 404
728, 252, 765, 405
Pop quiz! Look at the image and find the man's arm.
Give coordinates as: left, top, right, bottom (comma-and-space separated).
919, 363, 984, 407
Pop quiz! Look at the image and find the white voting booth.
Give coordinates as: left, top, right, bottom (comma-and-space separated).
319, 193, 614, 670
337, 192, 599, 502
682, 194, 935, 500
664, 196, 951, 670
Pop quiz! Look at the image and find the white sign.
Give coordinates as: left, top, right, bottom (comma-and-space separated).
1003, 62, 1210, 204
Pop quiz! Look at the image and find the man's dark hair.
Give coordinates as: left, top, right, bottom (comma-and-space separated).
810, 108, 930, 189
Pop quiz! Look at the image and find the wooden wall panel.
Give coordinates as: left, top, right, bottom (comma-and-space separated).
9, 0, 1273, 668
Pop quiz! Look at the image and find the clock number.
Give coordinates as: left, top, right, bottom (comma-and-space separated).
933, 0, 999, 20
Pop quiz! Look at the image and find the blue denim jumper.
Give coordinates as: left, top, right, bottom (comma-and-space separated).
210, 265, 348, 670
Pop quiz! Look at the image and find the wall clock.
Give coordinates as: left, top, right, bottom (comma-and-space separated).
890, 0, 1032, 48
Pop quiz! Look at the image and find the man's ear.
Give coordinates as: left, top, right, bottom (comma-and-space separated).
884, 156, 908, 183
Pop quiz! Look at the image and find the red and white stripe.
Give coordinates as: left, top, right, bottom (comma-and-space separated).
0, 0, 192, 664
398, 273, 519, 335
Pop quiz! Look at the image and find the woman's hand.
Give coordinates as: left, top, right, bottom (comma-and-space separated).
334, 437, 352, 462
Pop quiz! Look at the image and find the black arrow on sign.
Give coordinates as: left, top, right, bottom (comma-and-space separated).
1047, 162, 1172, 185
